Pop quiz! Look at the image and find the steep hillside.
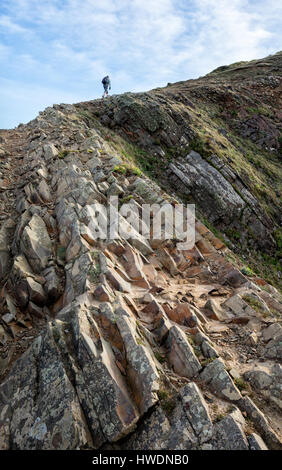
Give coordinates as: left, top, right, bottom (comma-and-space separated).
0, 53, 281, 450
76, 51, 282, 287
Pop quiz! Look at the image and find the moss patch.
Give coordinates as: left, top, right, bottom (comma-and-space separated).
157, 389, 176, 416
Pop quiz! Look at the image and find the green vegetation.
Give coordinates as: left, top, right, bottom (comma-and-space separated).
190, 105, 281, 289
77, 110, 98, 127
136, 337, 146, 346
186, 335, 195, 346
189, 102, 281, 224
200, 216, 228, 245
226, 229, 241, 241
214, 413, 226, 423
154, 351, 166, 364
249, 251, 282, 290
233, 377, 249, 391
74, 73, 282, 290
77, 108, 165, 177
273, 228, 282, 257
189, 136, 214, 158
88, 252, 101, 283
57, 245, 66, 261
246, 105, 273, 118
58, 148, 79, 158
157, 389, 176, 416
113, 163, 143, 177
242, 295, 263, 313
241, 266, 255, 276
278, 136, 282, 156
58, 149, 69, 159
120, 194, 133, 205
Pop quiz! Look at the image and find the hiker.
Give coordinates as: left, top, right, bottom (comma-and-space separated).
102, 75, 111, 98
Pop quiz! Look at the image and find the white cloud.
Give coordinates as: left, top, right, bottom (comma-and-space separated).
0, 42, 10, 59
0, 14, 31, 35
192, 0, 272, 56
0, 0, 281, 127
0, 77, 83, 128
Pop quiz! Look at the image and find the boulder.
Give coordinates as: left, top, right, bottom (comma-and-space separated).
0, 329, 91, 449
223, 294, 255, 317
26, 276, 46, 306
20, 214, 52, 274
239, 396, 282, 450
262, 322, 282, 342
248, 433, 268, 450
122, 406, 170, 450
200, 358, 241, 401
223, 269, 247, 287
204, 298, 228, 321
180, 382, 213, 443
211, 411, 249, 450
166, 325, 201, 378
244, 368, 272, 390
115, 306, 159, 414
128, 178, 162, 204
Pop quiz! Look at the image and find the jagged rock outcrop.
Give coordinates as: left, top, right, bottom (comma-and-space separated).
0, 54, 281, 450
84, 52, 281, 275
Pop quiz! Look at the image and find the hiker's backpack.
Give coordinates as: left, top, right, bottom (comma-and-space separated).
102, 76, 108, 85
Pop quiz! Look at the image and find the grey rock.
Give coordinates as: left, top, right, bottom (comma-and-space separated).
115, 306, 159, 414
27, 301, 45, 318
201, 340, 219, 359
248, 433, 268, 450
43, 266, 60, 301
180, 382, 213, 443
244, 364, 282, 411
204, 298, 228, 321
20, 214, 52, 274
165, 397, 198, 450
26, 276, 46, 306
238, 396, 282, 450
263, 333, 282, 360
166, 325, 201, 378
2, 313, 15, 324
0, 329, 91, 449
169, 151, 245, 225
43, 143, 58, 161
244, 368, 272, 390
107, 182, 124, 196
16, 197, 30, 214
63, 252, 92, 305
0, 219, 15, 280
211, 412, 249, 450
223, 294, 255, 316
0, 302, 143, 449
0, 326, 8, 347
200, 358, 241, 401
38, 180, 52, 202
92, 169, 106, 182
129, 178, 162, 204
122, 406, 170, 450
223, 269, 247, 287
262, 322, 282, 342
85, 156, 102, 171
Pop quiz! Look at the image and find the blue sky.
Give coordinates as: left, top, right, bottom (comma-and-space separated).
0, 0, 281, 129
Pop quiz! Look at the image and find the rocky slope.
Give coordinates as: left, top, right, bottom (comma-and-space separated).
78, 51, 282, 287
0, 53, 281, 450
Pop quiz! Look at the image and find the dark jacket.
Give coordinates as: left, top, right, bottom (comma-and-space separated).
102, 76, 111, 88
